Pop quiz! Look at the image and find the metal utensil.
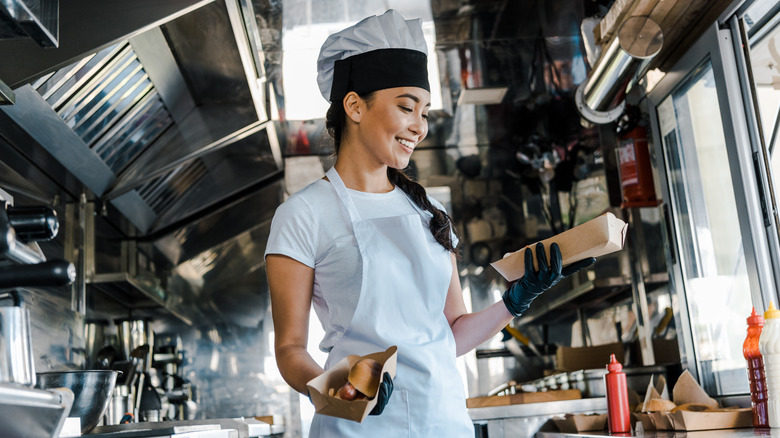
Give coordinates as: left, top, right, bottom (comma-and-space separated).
131, 345, 150, 416
95, 345, 118, 370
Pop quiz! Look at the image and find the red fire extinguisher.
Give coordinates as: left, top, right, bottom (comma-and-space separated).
617, 122, 658, 208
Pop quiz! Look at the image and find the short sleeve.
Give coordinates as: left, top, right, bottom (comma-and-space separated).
428, 195, 460, 248
264, 195, 318, 268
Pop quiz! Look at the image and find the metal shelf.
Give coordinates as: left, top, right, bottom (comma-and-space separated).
516, 272, 669, 326
87, 272, 193, 325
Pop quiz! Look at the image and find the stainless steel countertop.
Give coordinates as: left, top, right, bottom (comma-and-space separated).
537, 428, 769, 437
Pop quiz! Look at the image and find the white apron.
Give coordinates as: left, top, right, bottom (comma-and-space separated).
309, 168, 473, 437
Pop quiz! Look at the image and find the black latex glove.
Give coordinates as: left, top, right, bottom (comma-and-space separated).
502, 242, 596, 317
369, 372, 393, 415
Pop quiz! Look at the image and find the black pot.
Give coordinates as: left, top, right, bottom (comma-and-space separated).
36, 370, 120, 434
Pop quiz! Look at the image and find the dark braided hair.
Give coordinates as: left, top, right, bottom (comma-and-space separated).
325, 93, 459, 255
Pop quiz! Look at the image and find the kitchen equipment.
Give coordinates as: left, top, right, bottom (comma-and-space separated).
116, 318, 154, 364
0, 291, 35, 386
5, 205, 59, 242
95, 345, 118, 370
106, 385, 131, 426
85, 320, 108, 367
131, 344, 150, 415
89, 418, 284, 437
0, 382, 74, 438
470, 397, 607, 438
0, 207, 46, 264
35, 370, 121, 434
0, 259, 76, 289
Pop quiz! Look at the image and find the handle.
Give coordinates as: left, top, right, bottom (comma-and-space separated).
0, 260, 76, 289
0, 209, 15, 257
6, 206, 59, 242
0, 289, 22, 306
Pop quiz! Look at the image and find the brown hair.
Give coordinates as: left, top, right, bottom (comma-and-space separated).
325, 94, 459, 254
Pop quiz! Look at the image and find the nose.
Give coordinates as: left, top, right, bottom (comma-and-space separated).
409, 114, 427, 138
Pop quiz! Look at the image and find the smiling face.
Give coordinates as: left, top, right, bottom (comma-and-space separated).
349, 87, 431, 170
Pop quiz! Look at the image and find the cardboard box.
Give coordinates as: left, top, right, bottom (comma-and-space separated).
638, 370, 752, 431
307, 346, 398, 423
466, 389, 581, 408
553, 413, 607, 433
555, 342, 624, 372
491, 212, 628, 282
632, 412, 653, 431
669, 408, 753, 431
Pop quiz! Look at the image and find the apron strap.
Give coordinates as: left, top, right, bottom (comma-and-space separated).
326, 167, 362, 223
326, 166, 431, 222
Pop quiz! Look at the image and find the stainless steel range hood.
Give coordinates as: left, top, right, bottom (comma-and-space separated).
1, 0, 281, 237
0, 0, 283, 325
0, 0, 59, 48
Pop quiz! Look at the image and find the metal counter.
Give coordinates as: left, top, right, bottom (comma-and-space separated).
537, 429, 766, 437
469, 397, 607, 438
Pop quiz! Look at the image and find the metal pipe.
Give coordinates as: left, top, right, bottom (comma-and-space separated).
576, 17, 663, 124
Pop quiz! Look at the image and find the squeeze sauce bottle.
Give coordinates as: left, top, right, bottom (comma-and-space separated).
744, 307, 769, 427
605, 354, 631, 433
760, 301, 780, 428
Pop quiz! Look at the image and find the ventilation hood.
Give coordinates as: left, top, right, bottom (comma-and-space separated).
0, 0, 284, 325
0, 0, 59, 48
0, 0, 282, 237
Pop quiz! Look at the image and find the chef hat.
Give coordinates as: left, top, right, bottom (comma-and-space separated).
317, 9, 430, 103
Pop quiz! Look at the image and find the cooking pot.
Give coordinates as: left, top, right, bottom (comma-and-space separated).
36, 370, 121, 434
0, 290, 35, 386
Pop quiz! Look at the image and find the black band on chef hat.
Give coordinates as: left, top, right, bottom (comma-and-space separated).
329, 48, 430, 103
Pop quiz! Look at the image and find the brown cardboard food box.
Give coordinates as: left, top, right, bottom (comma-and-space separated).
553, 413, 607, 433
555, 342, 624, 372
640, 370, 752, 431
307, 346, 398, 423
491, 212, 628, 282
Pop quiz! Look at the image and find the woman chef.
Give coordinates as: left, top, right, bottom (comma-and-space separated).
264, 10, 594, 437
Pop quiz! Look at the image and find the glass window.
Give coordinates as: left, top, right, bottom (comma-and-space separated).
658, 63, 752, 395
744, 2, 780, 177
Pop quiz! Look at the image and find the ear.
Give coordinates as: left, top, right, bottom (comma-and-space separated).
343, 91, 363, 123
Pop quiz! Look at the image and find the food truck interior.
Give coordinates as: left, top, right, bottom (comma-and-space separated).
1, 0, 780, 436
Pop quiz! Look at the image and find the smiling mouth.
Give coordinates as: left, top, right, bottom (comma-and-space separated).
397, 138, 415, 152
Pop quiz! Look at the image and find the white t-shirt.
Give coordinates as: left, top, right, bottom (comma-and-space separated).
264, 178, 457, 352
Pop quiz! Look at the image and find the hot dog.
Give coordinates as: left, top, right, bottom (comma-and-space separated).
329, 358, 383, 400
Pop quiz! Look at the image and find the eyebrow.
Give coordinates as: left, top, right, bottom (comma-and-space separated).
396, 93, 431, 108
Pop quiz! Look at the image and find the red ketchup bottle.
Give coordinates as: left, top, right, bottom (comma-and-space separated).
605, 354, 631, 433
744, 307, 769, 428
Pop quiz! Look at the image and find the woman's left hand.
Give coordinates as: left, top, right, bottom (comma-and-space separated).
502, 242, 595, 317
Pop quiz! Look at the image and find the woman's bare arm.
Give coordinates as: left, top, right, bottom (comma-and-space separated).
443, 253, 514, 356
267, 254, 324, 394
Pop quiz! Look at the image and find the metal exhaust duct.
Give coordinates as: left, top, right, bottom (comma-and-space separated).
575, 17, 663, 124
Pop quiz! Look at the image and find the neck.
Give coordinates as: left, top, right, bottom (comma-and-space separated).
334, 140, 393, 193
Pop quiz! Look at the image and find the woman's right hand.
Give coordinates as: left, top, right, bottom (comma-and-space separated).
369, 372, 393, 415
